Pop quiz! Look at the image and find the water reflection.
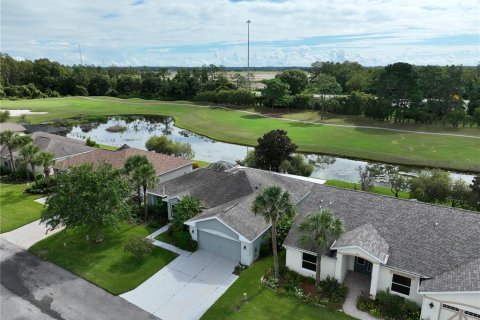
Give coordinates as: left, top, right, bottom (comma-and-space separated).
66, 116, 474, 185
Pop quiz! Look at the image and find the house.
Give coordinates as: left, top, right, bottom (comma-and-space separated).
23, 124, 68, 136
0, 131, 94, 171
147, 162, 480, 319
147, 161, 323, 265
0, 123, 27, 134
283, 183, 480, 320
54, 145, 193, 182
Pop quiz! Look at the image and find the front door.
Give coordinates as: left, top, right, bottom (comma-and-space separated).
354, 257, 372, 274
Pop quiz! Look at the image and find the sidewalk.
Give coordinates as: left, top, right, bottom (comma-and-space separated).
0, 219, 63, 250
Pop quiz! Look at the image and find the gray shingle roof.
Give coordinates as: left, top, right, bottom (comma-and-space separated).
331, 223, 389, 263
419, 258, 480, 292
31, 132, 94, 159
284, 184, 480, 282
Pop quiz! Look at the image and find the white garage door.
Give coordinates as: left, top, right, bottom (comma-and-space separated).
197, 230, 241, 262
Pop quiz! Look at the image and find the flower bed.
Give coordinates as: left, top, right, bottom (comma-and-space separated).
261, 266, 348, 310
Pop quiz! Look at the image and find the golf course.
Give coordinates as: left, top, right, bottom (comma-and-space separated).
1, 96, 479, 172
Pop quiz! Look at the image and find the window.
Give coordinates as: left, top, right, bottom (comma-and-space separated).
302, 252, 316, 272
442, 304, 480, 319
356, 257, 366, 265
391, 274, 411, 296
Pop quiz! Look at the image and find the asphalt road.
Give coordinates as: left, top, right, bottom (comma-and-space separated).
0, 239, 159, 320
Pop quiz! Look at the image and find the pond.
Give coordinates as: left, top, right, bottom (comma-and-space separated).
66, 116, 475, 185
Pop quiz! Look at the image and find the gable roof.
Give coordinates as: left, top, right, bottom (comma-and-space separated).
419, 258, 480, 293
284, 184, 480, 282
331, 223, 389, 263
182, 166, 317, 241
54, 146, 192, 175
31, 132, 94, 159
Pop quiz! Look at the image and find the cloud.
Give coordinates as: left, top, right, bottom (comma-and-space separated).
1, 0, 479, 66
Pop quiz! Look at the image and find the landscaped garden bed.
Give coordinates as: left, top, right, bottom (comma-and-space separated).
155, 228, 197, 252
262, 266, 348, 310
357, 291, 420, 320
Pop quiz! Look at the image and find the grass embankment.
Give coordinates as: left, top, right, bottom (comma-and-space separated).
0, 183, 46, 233
30, 223, 178, 295
325, 179, 411, 199
202, 252, 355, 320
2, 97, 479, 172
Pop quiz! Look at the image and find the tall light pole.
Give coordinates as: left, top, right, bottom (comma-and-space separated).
246, 20, 251, 90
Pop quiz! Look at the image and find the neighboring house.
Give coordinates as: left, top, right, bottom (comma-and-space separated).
147, 161, 323, 266
0, 123, 27, 134
54, 145, 193, 182
147, 162, 480, 319
23, 124, 68, 136
0, 131, 94, 172
283, 183, 480, 320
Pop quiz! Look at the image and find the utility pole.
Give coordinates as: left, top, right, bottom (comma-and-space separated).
78, 44, 83, 66
246, 20, 251, 90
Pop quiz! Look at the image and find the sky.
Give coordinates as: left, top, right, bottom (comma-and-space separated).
1, 0, 479, 67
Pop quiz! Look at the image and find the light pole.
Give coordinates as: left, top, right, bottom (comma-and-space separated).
246, 20, 251, 90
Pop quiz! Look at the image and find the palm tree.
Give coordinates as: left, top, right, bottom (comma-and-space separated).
132, 163, 159, 221
171, 195, 205, 231
252, 185, 295, 278
299, 209, 343, 287
19, 143, 40, 182
36, 151, 55, 186
124, 155, 149, 204
0, 131, 32, 172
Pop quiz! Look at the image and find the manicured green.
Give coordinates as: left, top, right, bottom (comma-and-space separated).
98, 143, 118, 151
194, 160, 210, 168
2, 97, 480, 172
202, 253, 356, 320
30, 223, 178, 295
155, 231, 175, 246
325, 179, 411, 199
0, 183, 45, 233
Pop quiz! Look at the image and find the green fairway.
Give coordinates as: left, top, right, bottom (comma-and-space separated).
2, 97, 479, 172
30, 223, 178, 295
325, 179, 411, 199
0, 183, 46, 233
202, 252, 356, 320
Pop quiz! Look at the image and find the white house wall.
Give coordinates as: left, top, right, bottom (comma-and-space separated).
420, 292, 480, 320
377, 267, 423, 305
158, 165, 192, 183
285, 246, 337, 279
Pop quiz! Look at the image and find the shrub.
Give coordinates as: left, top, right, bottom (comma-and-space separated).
374, 291, 421, 320
124, 236, 154, 259
172, 230, 198, 251
317, 276, 348, 304
264, 275, 279, 290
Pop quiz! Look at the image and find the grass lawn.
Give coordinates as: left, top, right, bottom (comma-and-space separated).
155, 231, 176, 245
325, 179, 411, 199
194, 160, 210, 168
98, 143, 118, 151
202, 253, 356, 320
30, 223, 178, 295
0, 183, 46, 233
2, 97, 479, 172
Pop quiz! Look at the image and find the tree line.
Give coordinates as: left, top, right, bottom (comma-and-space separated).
1, 53, 479, 126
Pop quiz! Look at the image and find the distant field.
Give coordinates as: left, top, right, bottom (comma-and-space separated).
1, 96, 479, 172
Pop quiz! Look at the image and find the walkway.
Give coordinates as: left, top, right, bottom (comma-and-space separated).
343, 271, 379, 320
0, 219, 63, 250
146, 224, 191, 256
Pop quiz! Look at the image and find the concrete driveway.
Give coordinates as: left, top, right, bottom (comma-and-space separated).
121, 249, 238, 320
0, 219, 63, 250
0, 239, 158, 320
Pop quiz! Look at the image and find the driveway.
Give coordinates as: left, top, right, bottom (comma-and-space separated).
121, 249, 238, 320
0, 239, 158, 320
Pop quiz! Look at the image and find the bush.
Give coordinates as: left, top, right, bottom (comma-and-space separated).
0, 166, 12, 176
172, 230, 198, 251
375, 291, 420, 320
317, 276, 348, 304
124, 235, 154, 259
